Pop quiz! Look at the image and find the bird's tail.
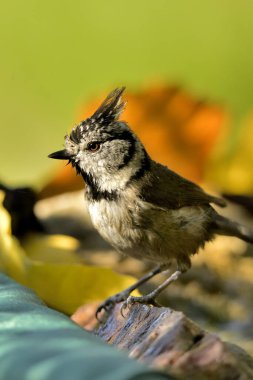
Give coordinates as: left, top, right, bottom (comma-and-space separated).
213, 214, 253, 244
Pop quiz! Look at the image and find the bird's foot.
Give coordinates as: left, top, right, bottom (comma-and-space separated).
120, 294, 160, 317
119, 270, 182, 317
96, 290, 131, 321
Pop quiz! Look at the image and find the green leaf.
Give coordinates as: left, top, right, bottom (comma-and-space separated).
0, 273, 170, 380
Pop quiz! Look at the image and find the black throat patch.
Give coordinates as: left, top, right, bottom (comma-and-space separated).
81, 171, 119, 202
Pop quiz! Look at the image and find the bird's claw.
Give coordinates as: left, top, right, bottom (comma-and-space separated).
120, 297, 135, 318
120, 295, 160, 317
95, 300, 115, 322
96, 291, 131, 322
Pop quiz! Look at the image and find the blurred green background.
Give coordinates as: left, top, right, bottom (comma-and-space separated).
0, 0, 253, 186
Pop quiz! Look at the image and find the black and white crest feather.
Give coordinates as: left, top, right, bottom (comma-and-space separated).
90, 87, 126, 125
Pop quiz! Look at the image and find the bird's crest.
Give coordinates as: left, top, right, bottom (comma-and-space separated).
90, 87, 126, 126
66, 87, 126, 146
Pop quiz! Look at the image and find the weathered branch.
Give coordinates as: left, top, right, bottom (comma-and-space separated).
92, 303, 253, 380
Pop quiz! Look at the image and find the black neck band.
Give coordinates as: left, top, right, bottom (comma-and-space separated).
81, 171, 119, 202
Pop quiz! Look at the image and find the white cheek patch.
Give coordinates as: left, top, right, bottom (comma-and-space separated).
79, 160, 91, 174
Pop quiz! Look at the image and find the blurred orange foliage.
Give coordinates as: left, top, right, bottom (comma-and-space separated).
40, 85, 226, 198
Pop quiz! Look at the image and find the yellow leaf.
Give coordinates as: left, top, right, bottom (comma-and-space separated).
24, 234, 82, 264
0, 191, 139, 315
207, 116, 253, 193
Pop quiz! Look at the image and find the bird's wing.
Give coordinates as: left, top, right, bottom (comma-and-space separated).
140, 162, 226, 210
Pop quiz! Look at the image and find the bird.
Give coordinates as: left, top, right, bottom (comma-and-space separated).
49, 87, 253, 317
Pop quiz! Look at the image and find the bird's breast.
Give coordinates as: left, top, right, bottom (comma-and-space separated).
88, 198, 143, 252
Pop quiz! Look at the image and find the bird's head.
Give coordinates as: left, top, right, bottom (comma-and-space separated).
48, 88, 149, 200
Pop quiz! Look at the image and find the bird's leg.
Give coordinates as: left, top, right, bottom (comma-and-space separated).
96, 266, 162, 320
122, 270, 182, 311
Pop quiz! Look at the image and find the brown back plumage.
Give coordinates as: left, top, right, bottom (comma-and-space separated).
140, 161, 226, 210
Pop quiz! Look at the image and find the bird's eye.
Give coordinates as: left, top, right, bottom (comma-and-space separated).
87, 142, 101, 152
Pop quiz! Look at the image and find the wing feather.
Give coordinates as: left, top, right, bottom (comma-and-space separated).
140, 162, 226, 210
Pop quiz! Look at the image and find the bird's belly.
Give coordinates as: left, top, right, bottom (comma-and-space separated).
89, 200, 167, 262
88, 200, 212, 269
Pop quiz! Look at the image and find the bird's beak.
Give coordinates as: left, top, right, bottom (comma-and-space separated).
48, 149, 71, 160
